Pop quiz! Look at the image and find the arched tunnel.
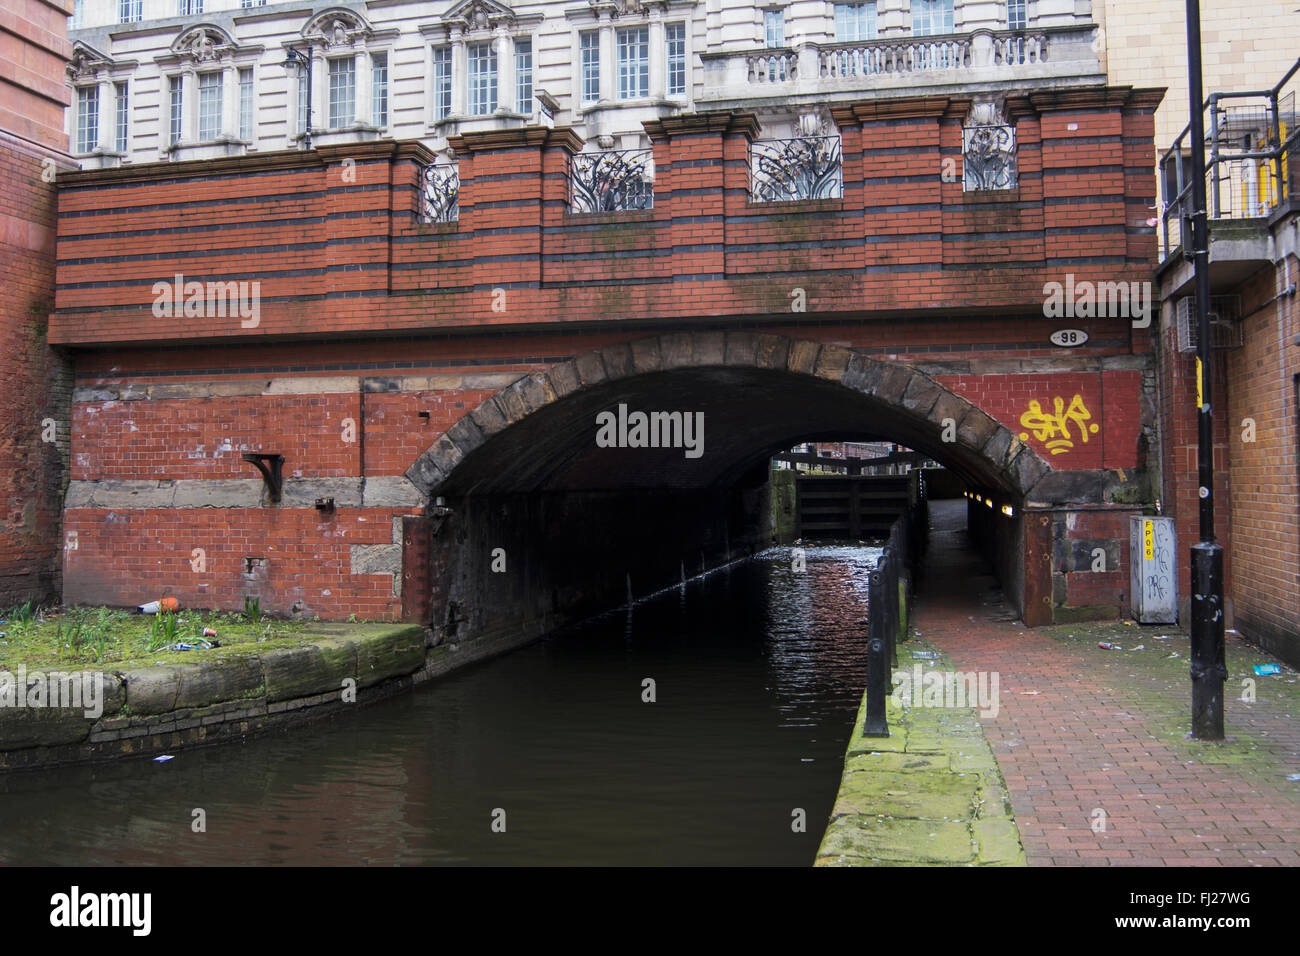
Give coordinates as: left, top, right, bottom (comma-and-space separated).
407, 333, 1050, 649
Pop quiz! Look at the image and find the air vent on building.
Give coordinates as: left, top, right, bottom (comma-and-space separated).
1175, 294, 1243, 352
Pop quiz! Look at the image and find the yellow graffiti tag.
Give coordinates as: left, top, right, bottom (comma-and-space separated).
1018, 394, 1100, 455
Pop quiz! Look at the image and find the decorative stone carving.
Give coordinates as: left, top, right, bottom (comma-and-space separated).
797, 109, 834, 139
589, 0, 650, 16
170, 26, 237, 63
444, 0, 517, 32
302, 9, 371, 47
190, 32, 216, 61
68, 43, 112, 81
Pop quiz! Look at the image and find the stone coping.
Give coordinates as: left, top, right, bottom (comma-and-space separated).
816, 636, 1027, 866
0, 623, 431, 770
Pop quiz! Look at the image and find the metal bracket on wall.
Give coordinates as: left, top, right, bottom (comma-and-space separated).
429, 504, 452, 536
241, 453, 285, 503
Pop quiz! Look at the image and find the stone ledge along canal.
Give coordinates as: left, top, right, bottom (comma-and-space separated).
0, 546, 880, 866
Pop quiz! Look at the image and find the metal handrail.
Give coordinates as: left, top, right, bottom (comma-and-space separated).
1159, 56, 1299, 259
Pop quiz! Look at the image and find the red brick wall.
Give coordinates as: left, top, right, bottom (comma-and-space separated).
0, 0, 73, 606
937, 371, 1143, 470
63, 507, 413, 620
70, 395, 362, 480
1156, 298, 1233, 616
1224, 260, 1300, 661
52, 90, 1163, 622
49, 90, 1160, 348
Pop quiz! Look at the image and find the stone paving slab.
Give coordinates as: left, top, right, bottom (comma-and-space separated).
816, 637, 1027, 867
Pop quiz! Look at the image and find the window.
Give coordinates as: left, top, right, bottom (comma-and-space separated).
369, 54, 387, 127
118, 0, 140, 23
238, 68, 253, 140
178, 0, 203, 15
169, 75, 183, 144
468, 42, 497, 115
835, 3, 877, 41
617, 27, 649, 100
1007, 0, 1027, 30
329, 58, 355, 127
297, 68, 308, 134
666, 22, 686, 96
912, 0, 954, 36
239, 0, 266, 7
198, 72, 222, 140
71, 0, 83, 30
764, 10, 785, 48
114, 82, 128, 153
432, 47, 452, 120
580, 31, 600, 104
76, 86, 98, 154
515, 39, 532, 113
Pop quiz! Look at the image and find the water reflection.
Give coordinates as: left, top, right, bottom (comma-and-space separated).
0, 545, 880, 866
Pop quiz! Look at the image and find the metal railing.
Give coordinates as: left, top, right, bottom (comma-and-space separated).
750, 134, 843, 202
862, 474, 928, 737
1160, 56, 1300, 259
418, 161, 459, 223
570, 148, 654, 213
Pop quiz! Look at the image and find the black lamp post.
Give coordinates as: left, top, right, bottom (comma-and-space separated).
283, 46, 312, 149
1183, 0, 1226, 739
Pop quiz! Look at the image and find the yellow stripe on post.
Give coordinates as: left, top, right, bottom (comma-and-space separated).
1196, 356, 1203, 409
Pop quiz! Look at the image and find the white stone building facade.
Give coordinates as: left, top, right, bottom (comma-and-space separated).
65, 0, 1103, 168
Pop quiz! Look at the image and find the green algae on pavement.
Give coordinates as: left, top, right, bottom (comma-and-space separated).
816, 637, 1027, 867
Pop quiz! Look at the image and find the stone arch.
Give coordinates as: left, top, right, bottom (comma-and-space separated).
406, 331, 1052, 502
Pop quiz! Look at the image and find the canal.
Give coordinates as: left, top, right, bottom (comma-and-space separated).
0, 546, 878, 866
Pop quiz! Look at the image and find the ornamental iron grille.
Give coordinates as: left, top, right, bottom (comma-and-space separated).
963, 123, 1017, 190
750, 135, 843, 202
570, 148, 654, 213
419, 161, 459, 223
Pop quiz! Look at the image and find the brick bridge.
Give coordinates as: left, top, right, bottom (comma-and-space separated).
53, 90, 1163, 648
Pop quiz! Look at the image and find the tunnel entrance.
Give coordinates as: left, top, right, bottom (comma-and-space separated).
406, 332, 1053, 652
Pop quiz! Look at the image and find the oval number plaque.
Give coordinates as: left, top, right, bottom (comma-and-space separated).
1049, 329, 1088, 347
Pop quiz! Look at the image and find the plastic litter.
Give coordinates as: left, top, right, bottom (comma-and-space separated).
153, 755, 174, 763
137, 597, 180, 614
202, 627, 218, 639
1131, 644, 1145, 651
1287, 773, 1300, 782
164, 639, 219, 652
1098, 642, 1121, 650
1254, 664, 1282, 676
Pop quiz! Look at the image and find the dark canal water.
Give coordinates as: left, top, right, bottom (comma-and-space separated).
0, 546, 878, 866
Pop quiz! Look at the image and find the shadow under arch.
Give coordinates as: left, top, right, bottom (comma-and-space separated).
406, 331, 1053, 502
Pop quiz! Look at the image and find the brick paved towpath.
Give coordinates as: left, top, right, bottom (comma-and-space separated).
917, 500, 1300, 866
